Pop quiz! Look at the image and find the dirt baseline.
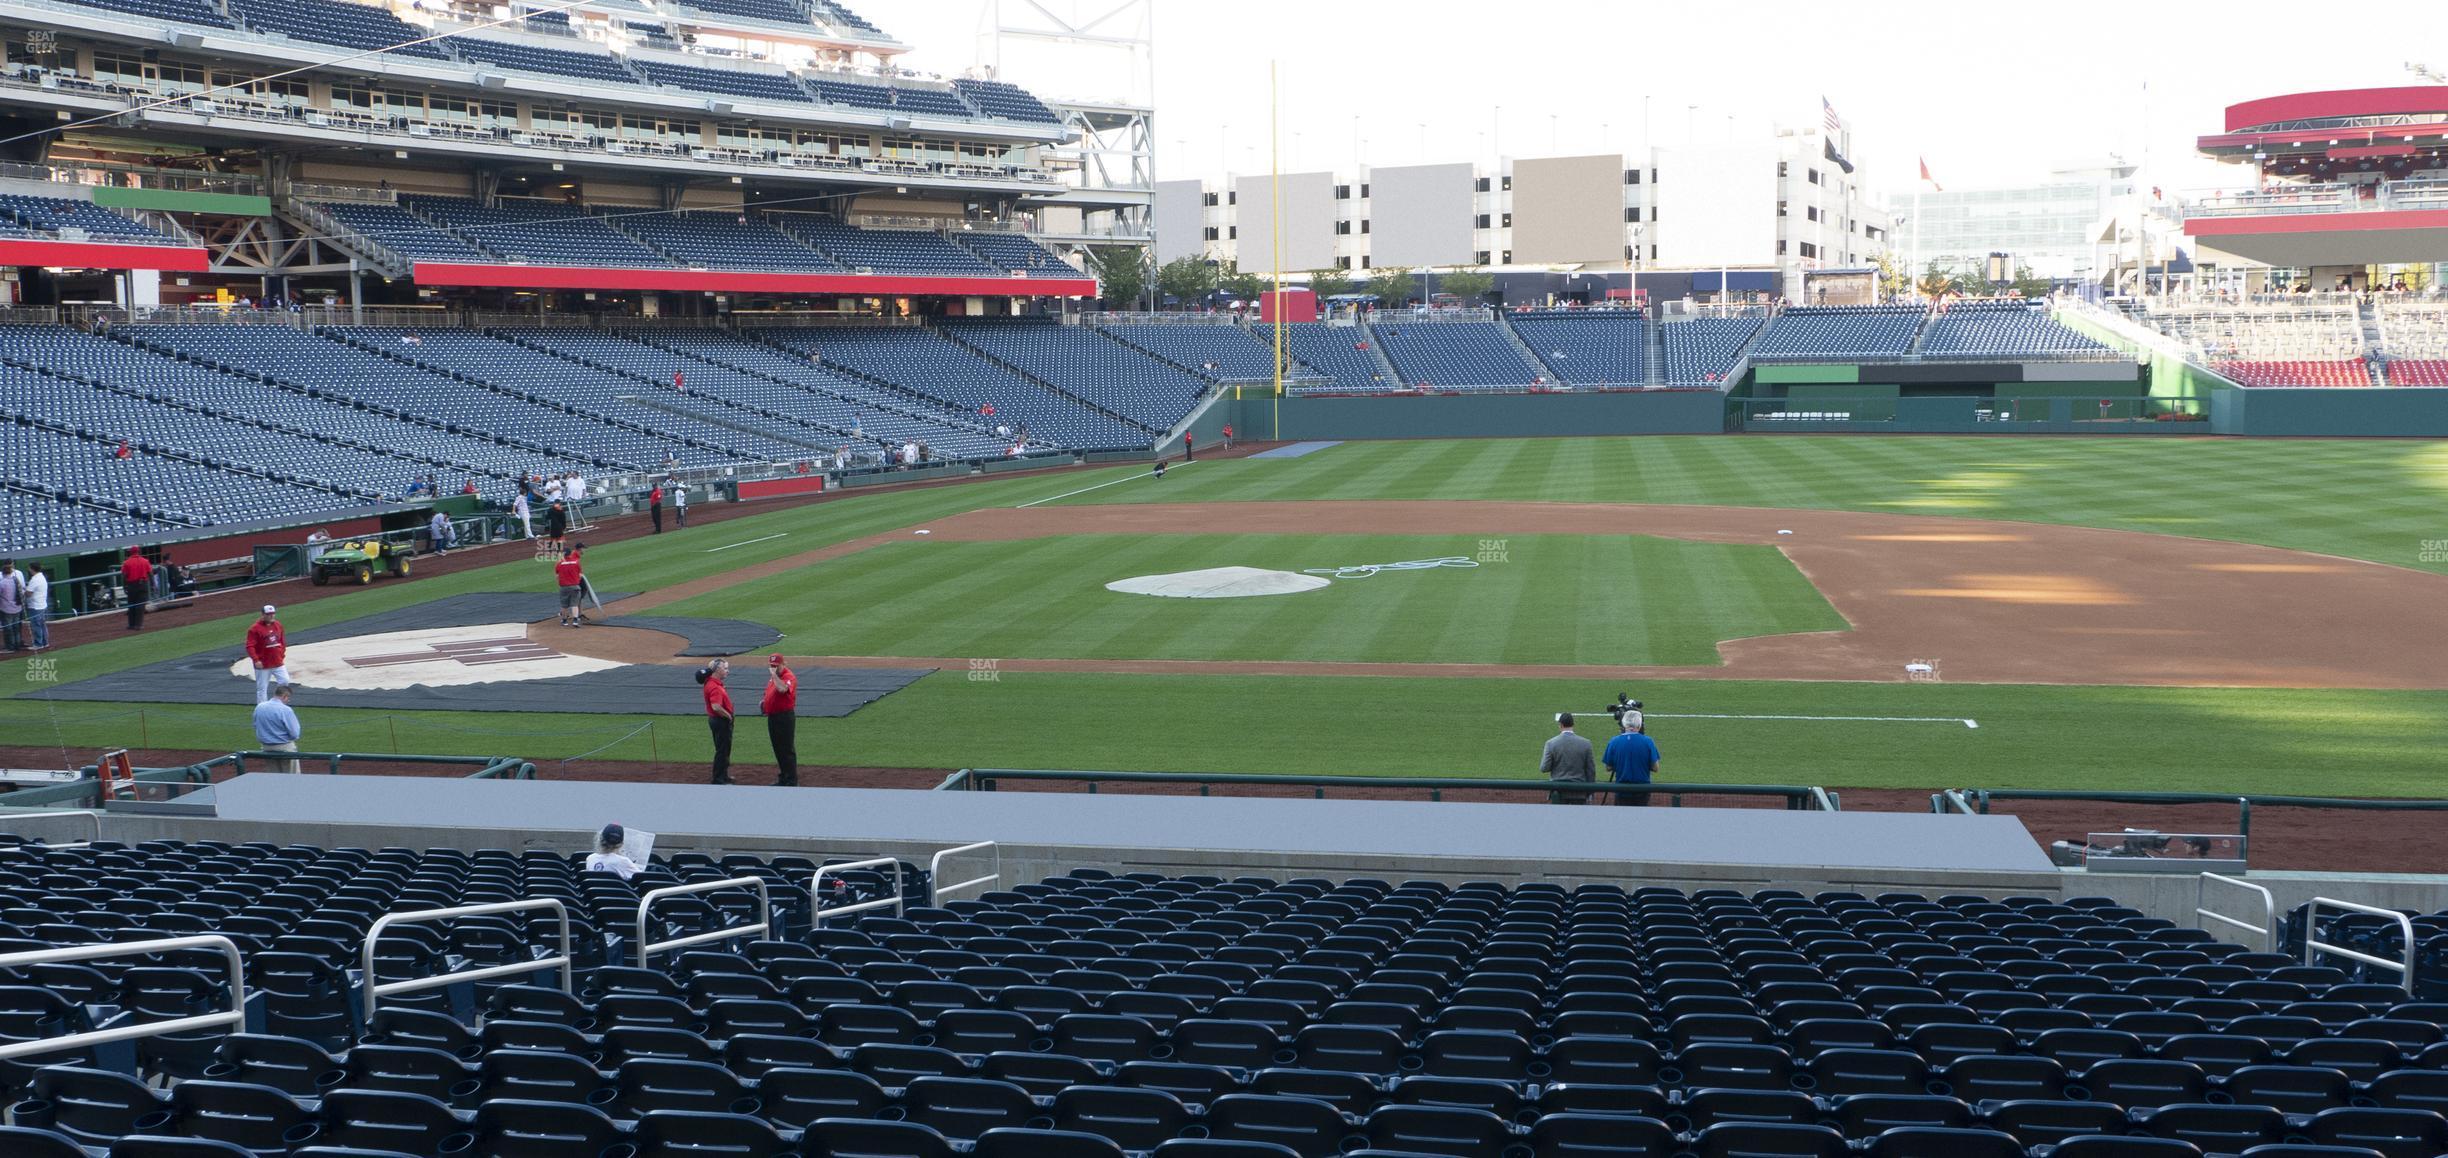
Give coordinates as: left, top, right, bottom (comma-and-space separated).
541, 501, 2448, 690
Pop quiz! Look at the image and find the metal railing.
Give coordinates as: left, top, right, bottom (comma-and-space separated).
2304, 896, 2416, 992
0, 936, 245, 1061
811, 857, 907, 928
2196, 872, 2275, 951
928, 842, 1000, 905
362, 898, 573, 1020
1951, 788, 2448, 842
943, 769, 1838, 809
635, 875, 771, 966
0, 810, 103, 845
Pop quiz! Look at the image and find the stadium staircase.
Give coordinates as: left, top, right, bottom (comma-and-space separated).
1353, 323, 1408, 385
1492, 312, 1567, 382
926, 322, 1163, 438
281, 199, 416, 281
735, 328, 1008, 418
1645, 321, 1666, 386
1083, 322, 1230, 385
319, 328, 743, 461
483, 329, 844, 452
1906, 304, 1937, 355
619, 328, 1000, 441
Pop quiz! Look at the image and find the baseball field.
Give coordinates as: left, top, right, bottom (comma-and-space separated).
6, 435, 2446, 812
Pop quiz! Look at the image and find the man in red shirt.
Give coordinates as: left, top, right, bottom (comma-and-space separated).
1183, 431, 1194, 462
648, 483, 663, 535
761, 653, 798, 787
246, 604, 289, 702
699, 657, 734, 785
554, 547, 586, 627
119, 548, 152, 631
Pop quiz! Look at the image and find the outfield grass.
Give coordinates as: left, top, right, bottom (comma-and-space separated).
663, 533, 1842, 665
1095, 437, 2448, 573
7, 436, 2444, 795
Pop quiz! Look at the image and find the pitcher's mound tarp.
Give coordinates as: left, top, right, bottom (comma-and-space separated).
600, 615, 784, 657
21, 593, 925, 718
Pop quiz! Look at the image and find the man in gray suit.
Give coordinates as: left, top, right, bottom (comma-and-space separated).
1540, 712, 1597, 804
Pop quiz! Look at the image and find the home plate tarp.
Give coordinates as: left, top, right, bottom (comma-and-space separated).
21, 593, 924, 718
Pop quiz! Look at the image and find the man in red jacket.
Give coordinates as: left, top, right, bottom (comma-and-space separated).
699, 657, 734, 785
762, 653, 797, 787
555, 547, 586, 627
119, 548, 152, 631
246, 604, 289, 702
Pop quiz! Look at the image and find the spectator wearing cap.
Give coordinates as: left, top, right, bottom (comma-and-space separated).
252, 684, 301, 773
1602, 710, 1661, 807
586, 824, 640, 879
699, 657, 734, 785
246, 605, 289, 703
1540, 712, 1596, 805
762, 653, 798, 787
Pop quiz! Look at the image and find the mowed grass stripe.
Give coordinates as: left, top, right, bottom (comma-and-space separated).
667, 533, 1839, 666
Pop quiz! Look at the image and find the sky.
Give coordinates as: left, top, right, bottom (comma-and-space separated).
888, 0, 2448, 202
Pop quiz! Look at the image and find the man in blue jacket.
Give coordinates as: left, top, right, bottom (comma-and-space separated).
1601, 709, 1660, 807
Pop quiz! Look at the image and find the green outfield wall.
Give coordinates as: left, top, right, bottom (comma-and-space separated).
1216, 389, 1729, 440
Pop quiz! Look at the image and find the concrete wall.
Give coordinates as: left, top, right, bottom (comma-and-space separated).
1233, 171, 1336, 273
2213, 386, 2448, 437
1221, 389, 1726, 441
1151, 179, 1206, 265
1510, 154, 1626, 265
1368, 163, 1476, 268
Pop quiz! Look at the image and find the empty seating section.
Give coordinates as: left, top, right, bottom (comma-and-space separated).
1371, 320, 1546, 388
2388, 360, 2448, 386
671, 0, 809, 25
628, 328, 1017, 455
758, 326, 1146, 449
1509, 309, 1647, 385
1265, 323, 1399, 393
0, 196, 171, 244
614, 212, 839, 271
127, 325, 705, 469
1102, 323, 1307, 382
504, 328, 1002, 459
315, 200, 498, 263
449, 36, 638, 85
0, 424, 362, 526
943, 319, 1207, 431
2138, 304, 2370, 387
2214, 360, 2374, 388
807, 77, 973, 118
327, 327, 804, 460
404, 197, 668, 267
8, 851, 2448, 1158
0, 490, 174, 553
955, 231, 1072, 274
2379, 302, 2448, 385
811, 0, 882, 36
625, 20, 679, 48
954, 79, 1060, 123
56, 0, 231, 27
631, 58, 813, 103
1752, 305, 1925, 359
1661, 316, 1764, 383
1920, 303, 2113, 357
781, 218, 1002, 276
226, 0, 450, 57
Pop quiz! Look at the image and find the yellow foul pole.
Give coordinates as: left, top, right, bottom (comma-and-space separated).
1270, 59, 1283, 437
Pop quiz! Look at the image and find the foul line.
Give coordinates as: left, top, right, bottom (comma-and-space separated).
1017, 461, 1196, 508
1647, 712, 1981, 729
708, 533, 789, 553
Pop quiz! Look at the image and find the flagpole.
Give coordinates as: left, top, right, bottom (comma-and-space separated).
1270, 59, 1283, 438
1911, 182, 1921, 300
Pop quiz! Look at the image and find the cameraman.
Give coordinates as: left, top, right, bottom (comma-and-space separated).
1602, 709, 1661, 807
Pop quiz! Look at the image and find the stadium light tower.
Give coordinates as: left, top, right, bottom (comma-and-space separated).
2408, 61, 2447, 84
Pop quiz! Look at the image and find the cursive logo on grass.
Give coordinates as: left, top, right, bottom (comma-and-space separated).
1302, 556, 1481, 579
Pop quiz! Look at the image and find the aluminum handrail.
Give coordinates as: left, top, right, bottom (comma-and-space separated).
0, 809, 104, 844
362, 898, 572, 1020
2196, 872, 2274, 951
811, 857, 906, 928
2305, 896, 2417, 992
635, 875, 772, 967
928, 842, 1000, 906
0, 936, 244, 1061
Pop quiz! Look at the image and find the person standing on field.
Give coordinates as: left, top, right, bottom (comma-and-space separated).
648, 481, 664, 535
699, 658, 734, 785
762, 653, 798, 787
1541, 712, 1596, 804
120, 548, 152, 631
246, 605, 289, 702
672, 481, 688, 528
555, 547, 586, 627
0, 560, 23, 652
23, 565, 48, 651
1601, 710, 1660, 807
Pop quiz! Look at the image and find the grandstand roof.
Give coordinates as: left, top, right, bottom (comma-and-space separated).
2198, 86, 2448, 160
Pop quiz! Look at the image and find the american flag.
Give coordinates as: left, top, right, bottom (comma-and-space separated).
1822, 96, 1841, 133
